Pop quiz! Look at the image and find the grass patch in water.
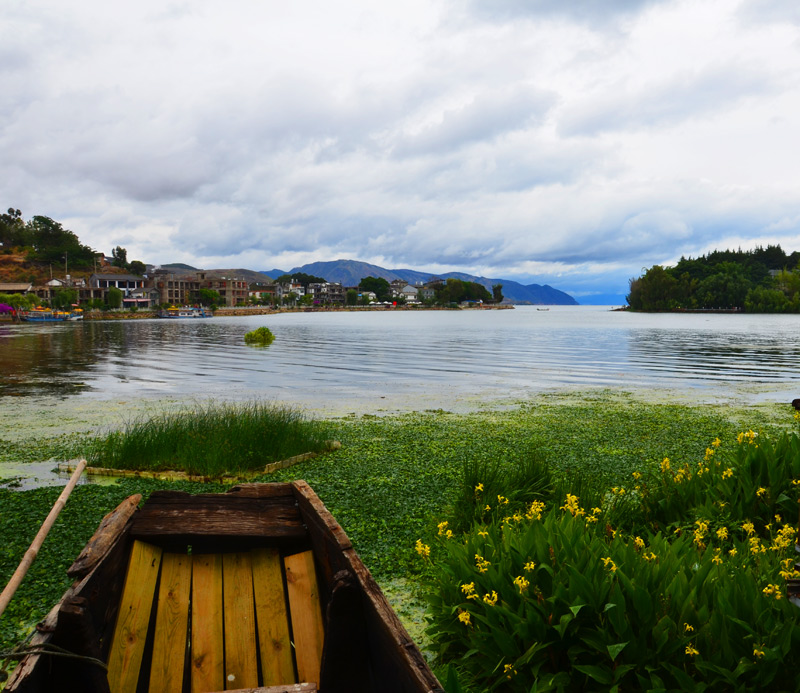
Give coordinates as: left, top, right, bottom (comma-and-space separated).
86, 401, 330, 475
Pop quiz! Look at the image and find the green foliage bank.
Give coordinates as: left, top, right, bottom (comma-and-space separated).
627, 244, 800, 311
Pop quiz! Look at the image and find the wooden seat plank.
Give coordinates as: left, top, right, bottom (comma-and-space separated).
224, 552, 259, 690
284, 551, 324, 685
252, 548, 295, 686
106, 540, 163, 693
192, 553, 224, 693
149, 552, 192, 692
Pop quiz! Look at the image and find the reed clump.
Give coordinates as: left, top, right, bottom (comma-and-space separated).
87, 401, 329, 475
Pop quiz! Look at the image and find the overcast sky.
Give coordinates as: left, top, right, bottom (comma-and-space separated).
3, 0, 800, 302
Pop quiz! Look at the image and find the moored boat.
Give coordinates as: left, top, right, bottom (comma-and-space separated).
5, 482, 441, 693
158, 306, 212, 318
19, 307, 84, 322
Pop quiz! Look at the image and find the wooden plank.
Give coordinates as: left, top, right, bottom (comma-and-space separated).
252, 548, 295, 686
292, 481, 442, 692
284, 551, 324, 685
130, 491, 305, 540
149, 552, 192, 693
191, 554, 224, 693
106, 540, 163, 693
223, 552, 258, 690
67, 494, 141, 579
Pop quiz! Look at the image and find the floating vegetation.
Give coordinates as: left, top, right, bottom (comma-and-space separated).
244, 326, 275, 345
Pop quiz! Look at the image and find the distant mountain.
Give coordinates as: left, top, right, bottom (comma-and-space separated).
264, 259, 577, 305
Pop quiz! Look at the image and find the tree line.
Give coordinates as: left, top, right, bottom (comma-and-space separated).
1, 208, 145, 276
627, 245, 800, 312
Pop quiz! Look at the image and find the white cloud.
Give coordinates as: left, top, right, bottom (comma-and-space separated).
1, 0, 800, 301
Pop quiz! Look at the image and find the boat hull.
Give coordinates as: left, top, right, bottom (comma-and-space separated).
6, 482, 440, 693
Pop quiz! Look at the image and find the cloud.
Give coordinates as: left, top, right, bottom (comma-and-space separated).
465, 0, 667, 25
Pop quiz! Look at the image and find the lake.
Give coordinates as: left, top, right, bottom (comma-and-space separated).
2, 306, 799, 415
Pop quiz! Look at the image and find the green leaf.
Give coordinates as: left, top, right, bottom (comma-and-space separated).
607, 641, 629, 661
573, 664, 613, 685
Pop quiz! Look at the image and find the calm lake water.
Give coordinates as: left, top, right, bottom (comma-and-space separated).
1, 306, 799, 412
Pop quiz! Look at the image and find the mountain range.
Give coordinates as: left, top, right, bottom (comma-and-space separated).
160, 259, 577, 304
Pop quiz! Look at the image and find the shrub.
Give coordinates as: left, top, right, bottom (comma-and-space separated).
244, 326, 275, 345
422, 415, 800, 691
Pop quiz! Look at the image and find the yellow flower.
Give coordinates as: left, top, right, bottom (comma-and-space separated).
524, 560, 536, 572
634, 536, 645, 550
753, 647, 765, 659
458, 609, 471, 625
712, 437, 721, 448
503, 663, 517, 679
444, 529, 454, 539
478, 529, 489, 538
722, 467, 733, 479
716, 527, 729, 540
775, 514, 782, 523
601, 556, 617, 573
474, 483, 484, 493
526, 500, 545, 520
742, 521, 755, 535
484, 504, 492, 512
757, 487, 767, 498
414, 539, 430, 558
704, 447, 715, 461
737, 432, 745, 444
513, 575, 530, 593
661, 457, 671, 472
729, 547, 737, 557
685, 644, 699, 656
644, 551, 657, 562
712, 550, 723, 565
437, 521, 449, 536
684, 623, 694, 633
483, 590, 498, 606
632, 471, 642, 480
497, 495, 509, 506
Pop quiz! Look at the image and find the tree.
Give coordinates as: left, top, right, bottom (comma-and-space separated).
275, 273, 327, 290
107, 286, 123, 309
52, 288, 78, 309
346, 289, 359, 306
0, 208, 27, 247
27, 216, 96, 268
492, 283, 504, 303
129, 260, 146, 276
112, 246, 128, 269
359, 276, 392, 302
198, 288, 222, 306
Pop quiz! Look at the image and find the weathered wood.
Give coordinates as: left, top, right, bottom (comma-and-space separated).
284, 551, 324, 685
68, 494, 141, 579
55, 596, 111, 693
106, 540, 163, 693
223, 552, 258, 690
149, 552, 191, 693
130, 490, 305, 540
191, 553, 224, 693
292, 481, 441, 693
252, 548, 295, 686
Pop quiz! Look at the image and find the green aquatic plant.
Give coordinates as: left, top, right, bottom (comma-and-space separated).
244, 326, 275, 345
86, 401, 329, 475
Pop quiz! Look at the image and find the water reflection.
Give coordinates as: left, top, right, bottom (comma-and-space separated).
1, 308, 799, 404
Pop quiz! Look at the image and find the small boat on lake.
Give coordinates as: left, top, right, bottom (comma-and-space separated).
6, 481, 440, 693
158, 306, 212, 318
19, 308, 84, 322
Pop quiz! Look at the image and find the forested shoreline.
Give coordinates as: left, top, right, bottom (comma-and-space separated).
627, 245, 800, 312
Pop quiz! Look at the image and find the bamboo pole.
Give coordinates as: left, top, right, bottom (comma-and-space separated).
0, 458, 87, 619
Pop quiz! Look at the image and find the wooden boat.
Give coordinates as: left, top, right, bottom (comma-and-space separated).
6, 482, 441, 693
